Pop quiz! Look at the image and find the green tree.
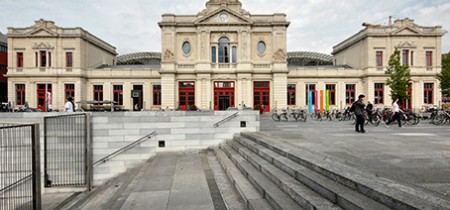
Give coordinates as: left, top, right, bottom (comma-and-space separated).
436, 52, 450, 98
385, 49, 412, 101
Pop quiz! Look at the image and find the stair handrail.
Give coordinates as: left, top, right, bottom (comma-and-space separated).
213, 112, 239, 127
93, 131, 157, 166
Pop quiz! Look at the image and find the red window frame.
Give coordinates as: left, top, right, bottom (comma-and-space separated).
153, 85, 161, 106
374, 83, 384, 104
326, 84, 336, 105
402, 49, 409, 66
287, 84, 296, 106
179, 81, 195, 111
424, 83, 434, 104
345, 84, 355, 105
113, 85, 123, 105
65, 84, 75, 99
66, 52, 73, 67
93, 85, 103, 105
15, 84, 25, 105
17, 52, 23, 68
376, 51, 383, 67
426, 51, 433, 69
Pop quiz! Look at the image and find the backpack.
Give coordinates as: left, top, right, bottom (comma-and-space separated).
349, 101, 357, 112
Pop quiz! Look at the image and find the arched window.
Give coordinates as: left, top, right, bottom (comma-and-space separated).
218, 37, 230, 63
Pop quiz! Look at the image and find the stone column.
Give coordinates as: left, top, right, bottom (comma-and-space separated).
161, 73, 176, 110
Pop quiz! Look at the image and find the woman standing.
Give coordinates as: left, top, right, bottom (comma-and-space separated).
386, 98, 403, 127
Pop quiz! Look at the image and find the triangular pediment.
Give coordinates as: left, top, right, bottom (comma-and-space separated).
195, 7, 252, 25
391, 27, 421, 36
28, 28, 58, 37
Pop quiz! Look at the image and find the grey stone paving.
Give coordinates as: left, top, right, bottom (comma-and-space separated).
260, 114, 450, 197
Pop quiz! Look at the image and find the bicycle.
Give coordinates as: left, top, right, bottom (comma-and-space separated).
271, 109, 288, 121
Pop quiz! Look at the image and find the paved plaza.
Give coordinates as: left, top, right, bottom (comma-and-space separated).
260, 114, 450, 197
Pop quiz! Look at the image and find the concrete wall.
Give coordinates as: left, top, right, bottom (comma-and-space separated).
0, 110, 259, 187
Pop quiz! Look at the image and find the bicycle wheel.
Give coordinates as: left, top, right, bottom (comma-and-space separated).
271, 113, 280, 121
281, 114, 289, 121
372, 115, 381, 126
336, 112, 342, 121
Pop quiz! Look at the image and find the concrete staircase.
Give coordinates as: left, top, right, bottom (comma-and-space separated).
212, 132, 450, 210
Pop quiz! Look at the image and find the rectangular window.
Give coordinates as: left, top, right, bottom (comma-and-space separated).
305, 84, 316, 105
93, 85, 103, 105
325, 84, 336, 105
15, 84, 26, 105
113, 85, 123, 106
40, 51, 47, 67
376, 51, 383, 68
211, 47, 216, 63
35, 52, 38, 67
153, 85, 161, 106
374, 83, 384, 104
48, 52, 52, 67
345, 84, 356, 105
64, 84, 75, 99
426, 51, 433, 70
287, 84, 296, 105
232, 46, 237, 63
66, 52, 73, 67
410, 51, 414, 66
424, 83, 434, 104
17, 52, 23, 68
402, 49, 409, 66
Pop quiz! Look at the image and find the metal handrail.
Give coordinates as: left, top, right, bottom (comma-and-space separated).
93, 131, 157, 166
213, 112, 239, 127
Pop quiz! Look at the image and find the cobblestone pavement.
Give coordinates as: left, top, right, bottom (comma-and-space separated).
260, 114, 450, 197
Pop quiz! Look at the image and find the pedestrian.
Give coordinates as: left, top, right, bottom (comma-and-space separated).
65, 97, 75, 112
354, 94, 366, 133
366, 101, 374, 123
386, 98, 403, 128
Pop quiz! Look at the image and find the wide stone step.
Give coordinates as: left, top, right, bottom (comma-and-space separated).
228, 139, 343, 210
220, 144, 304, 210
214, 147, 273, 210
241, 132, 450, 210
233, 135, 391, 210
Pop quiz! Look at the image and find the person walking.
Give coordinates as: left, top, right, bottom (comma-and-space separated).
386, 98, 403, 128
354, 94, 366, 133
65, 97, 75, 112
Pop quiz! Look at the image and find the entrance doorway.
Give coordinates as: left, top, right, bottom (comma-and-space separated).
37, 84, 52, 111
254, 81, 270, 112
132, 85, 143, 111
214, 81, 235, 110
179, 82, 195, 111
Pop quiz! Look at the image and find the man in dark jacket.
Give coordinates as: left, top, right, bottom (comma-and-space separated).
354, 94, 366, 133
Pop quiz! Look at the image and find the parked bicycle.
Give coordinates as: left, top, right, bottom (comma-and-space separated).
271, 108, 288, 121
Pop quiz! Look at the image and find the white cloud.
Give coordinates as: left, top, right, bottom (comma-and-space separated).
0, 0, 448, 55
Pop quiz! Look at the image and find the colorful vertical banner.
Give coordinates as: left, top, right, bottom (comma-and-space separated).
326, 90, 330, 112
314, 90, 318, 114
320, 90, 324, 114
308, 90, 313, 114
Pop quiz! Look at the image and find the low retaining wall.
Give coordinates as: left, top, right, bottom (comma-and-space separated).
0, 111, 259, 187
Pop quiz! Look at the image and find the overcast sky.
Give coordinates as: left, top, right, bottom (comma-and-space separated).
1, 0, 449, 55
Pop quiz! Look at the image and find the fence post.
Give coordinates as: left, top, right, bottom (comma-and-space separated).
32, 123, 42, 210
85, 113, 93, 191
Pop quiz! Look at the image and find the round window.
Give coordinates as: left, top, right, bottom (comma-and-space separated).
257, 41, 266, 55
182, 41, 191, 55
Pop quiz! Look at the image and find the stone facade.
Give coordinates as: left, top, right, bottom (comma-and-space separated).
4, 0, 447, 111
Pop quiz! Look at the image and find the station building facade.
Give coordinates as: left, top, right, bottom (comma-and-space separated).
5, 0, 447, 112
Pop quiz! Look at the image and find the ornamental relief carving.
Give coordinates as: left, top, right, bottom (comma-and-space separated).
273, 49, 286, 61
395, 41, 417, 49
163, 49, 175, 62
32, 42, 54, 50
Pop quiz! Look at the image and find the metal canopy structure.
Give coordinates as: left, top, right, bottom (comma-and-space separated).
287, 51, 333, 66
116, 52, 161, 65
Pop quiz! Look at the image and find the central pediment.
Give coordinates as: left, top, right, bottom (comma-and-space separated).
391, 27, 421, 36
195, 7, 253, 25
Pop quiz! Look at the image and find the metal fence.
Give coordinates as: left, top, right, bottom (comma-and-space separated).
44, 114, 91, 189
0, 123, 41, 210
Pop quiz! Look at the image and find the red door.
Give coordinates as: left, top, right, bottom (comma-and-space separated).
179, 82, 195, 111
214, 81, 235, 110
254, 81, 270, 112
37, 84, 52, 111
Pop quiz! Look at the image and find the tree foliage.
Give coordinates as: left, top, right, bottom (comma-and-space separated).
385, 49, 412, 101
436, 52, 450, 97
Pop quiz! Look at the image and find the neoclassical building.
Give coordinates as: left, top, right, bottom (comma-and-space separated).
5, 0, 446, 112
